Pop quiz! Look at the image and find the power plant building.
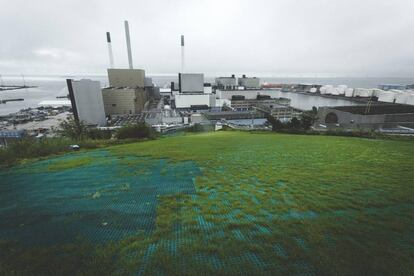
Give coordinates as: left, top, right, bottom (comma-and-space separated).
67, 79, 106, 126
107, 69, 145, 88
102, 87, 147, 115
102, 69, 148, 115
179, 73, 204, 93
238, 75, 261, 89
175, 94, 211, 109
216, 75, 237, 89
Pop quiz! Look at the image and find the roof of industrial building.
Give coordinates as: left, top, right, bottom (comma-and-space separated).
331, 104, 414, 115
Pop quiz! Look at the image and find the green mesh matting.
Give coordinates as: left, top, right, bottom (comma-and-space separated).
0, 150, 199, 246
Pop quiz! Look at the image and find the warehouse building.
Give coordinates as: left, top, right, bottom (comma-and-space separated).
67, 79, 106, 126
317, 104, 414, 130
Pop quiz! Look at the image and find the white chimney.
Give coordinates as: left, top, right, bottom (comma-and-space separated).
124, 20, 133, 69
181, 35, 185, 73
106, 32, 114, 68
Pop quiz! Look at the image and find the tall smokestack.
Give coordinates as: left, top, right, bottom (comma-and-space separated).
124, 20, 133, 69
106, 32, 114, 68
181, 35, 185, 73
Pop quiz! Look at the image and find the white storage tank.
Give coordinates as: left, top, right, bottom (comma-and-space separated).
319, 86, 328, 94
336, 85, 347, 95
406, 93, 414, 105
328, 87, 340, 95
354, 88, 372, 97
378, 91, 396, 103
371, 89, 384, 98
395, 93, 409, 104
345, 88, 354, 97
323, 85, 334, 95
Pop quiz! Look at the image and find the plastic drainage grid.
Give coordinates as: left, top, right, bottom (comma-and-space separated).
0, 150, 199, 246
0, 152, 382, 274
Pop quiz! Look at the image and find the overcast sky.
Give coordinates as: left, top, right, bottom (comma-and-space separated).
1, 0, 414, 77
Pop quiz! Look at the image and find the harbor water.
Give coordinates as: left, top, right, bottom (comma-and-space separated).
1, 75, 414, 115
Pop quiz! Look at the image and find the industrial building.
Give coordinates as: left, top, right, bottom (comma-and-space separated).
270, 105, 303, 122
175, 94, 210, 109
216, 75, 237, 90
107, 69, 145, 88
67, 79, 106, 126
317, 104, 414, 130
230, 95, 290, 111
102, 87, 147, 115
102, 69, 149, 115
179, 73, 204, 93
238, 75, 261, 89
217, 90, 291, 104
174, 73, 217, 109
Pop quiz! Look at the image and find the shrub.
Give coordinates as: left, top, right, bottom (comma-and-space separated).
55, 117, 88, 140
185, 124, 214, 133
116, 123, 157, 140
87, 128, 112, 140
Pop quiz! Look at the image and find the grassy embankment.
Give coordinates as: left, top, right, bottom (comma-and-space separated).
1, 131, 414, 275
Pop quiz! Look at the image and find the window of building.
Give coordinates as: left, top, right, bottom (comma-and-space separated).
112, 104, 117, 107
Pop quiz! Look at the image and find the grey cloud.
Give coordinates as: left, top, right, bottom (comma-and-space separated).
1, 0, 414, 76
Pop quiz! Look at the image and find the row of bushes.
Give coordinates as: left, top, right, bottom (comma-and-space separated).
55, 118, 158, 141
0, 120, 158, 167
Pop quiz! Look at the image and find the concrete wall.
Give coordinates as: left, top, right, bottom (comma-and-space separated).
71, 79, 106, 126
174, 94, 210, 108
102, 87, 147, 115
317, 107, 388, 129
108, 69, 145, 88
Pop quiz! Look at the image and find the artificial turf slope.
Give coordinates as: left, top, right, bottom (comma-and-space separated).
1, 131, 413, 275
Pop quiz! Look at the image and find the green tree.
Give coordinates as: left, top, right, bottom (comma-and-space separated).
266, 114, 286, 131
56, 117, 88, 140
300, 106, 318, 130
288, 117, 301, 129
